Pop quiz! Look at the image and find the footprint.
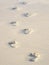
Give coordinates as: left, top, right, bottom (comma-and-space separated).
11, 7, 17, 10
19, 1, 27, 5
8, 41, 20, 48
22, 12, 30, 17
10, 21, 16, 26
21, 28, 34, 35
9, 21, 20, 26
27, 52, 40, 62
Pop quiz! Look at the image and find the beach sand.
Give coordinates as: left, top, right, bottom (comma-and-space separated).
0, 0, 49, 65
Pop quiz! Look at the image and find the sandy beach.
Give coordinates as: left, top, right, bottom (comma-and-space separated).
0, 0, 49, 65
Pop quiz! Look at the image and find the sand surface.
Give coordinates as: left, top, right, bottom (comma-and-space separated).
0, 0, 49, 65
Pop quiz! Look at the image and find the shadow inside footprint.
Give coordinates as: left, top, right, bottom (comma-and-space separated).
11, 7, 17, 10
8, 41, 15, 48
22, 12, 30, 17
10, 21, 16, 26
19, 1, 27, 5
21, 29, 30, 34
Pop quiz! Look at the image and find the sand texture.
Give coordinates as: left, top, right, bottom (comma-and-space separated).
0, 0, 49, 65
